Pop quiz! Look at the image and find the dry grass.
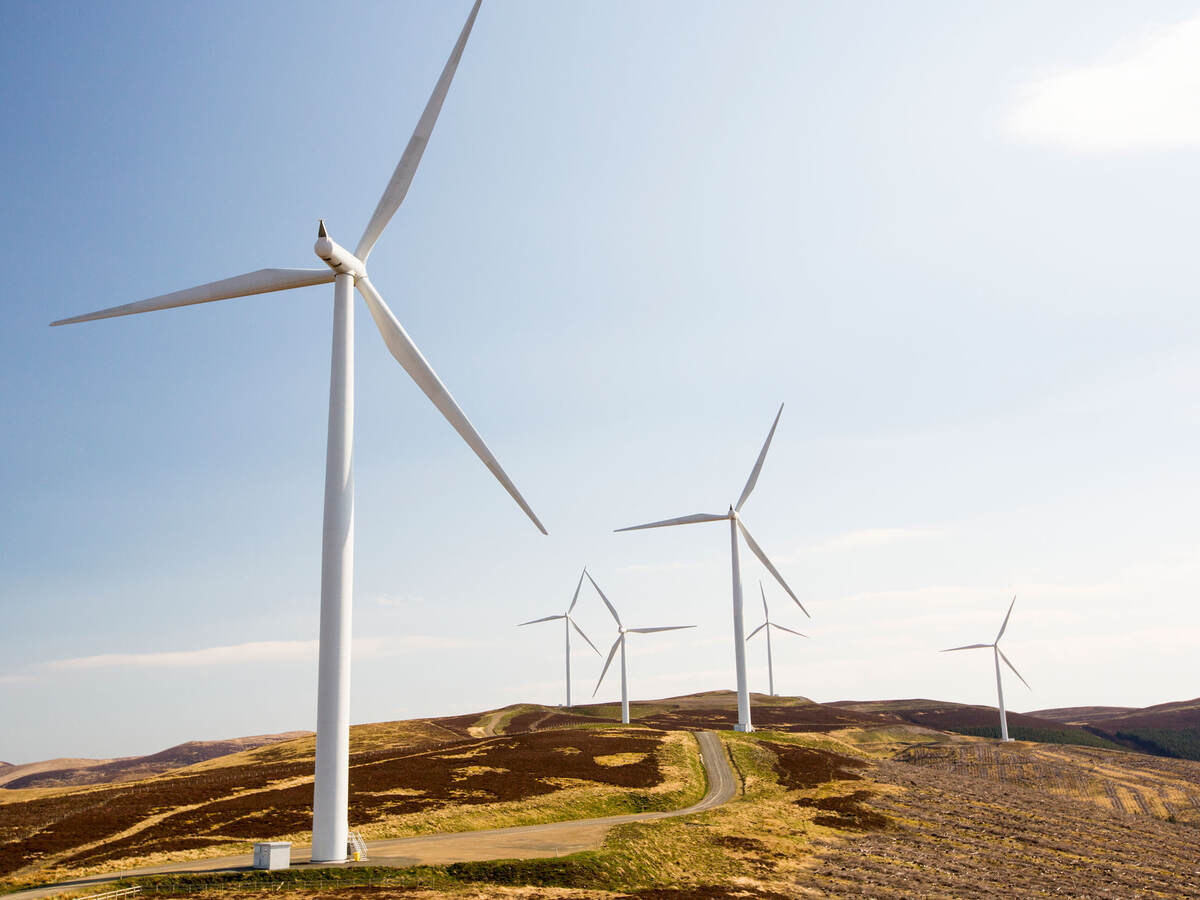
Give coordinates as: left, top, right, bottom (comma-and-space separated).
592, 755, 649, 768
898, 739, 1200, 825
354, 730, 704, 842
0, 729, 704, 890
25, 725, 1200, 899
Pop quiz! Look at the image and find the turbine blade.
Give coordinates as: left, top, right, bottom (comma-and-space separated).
356, 276, 547, 534
567, 567, 586, 615
735, 403, 784, 512
585, 571, 622, 628
593, 637, 621, 695
760, 580, 769, 622
569, 617, 600, 655
736, 518, 809, 617
995, 595, 1017, 643
771, 623, 808, 638
998, 648, 1031, 690
628, 625, 696, 634
355, 0, 483, 260
746, 622, 767, 641
517, 614, 563, 627
51, 268, 336, 326
939, 643, 990, 652
615, 512, 727, 532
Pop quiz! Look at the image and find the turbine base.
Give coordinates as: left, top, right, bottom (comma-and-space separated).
733, 723, 754, 733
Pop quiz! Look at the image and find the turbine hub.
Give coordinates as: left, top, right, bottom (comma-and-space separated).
314, 225, 366, 279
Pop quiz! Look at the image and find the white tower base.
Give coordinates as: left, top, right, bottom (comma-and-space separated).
311, 273, 356, 863
730, 515, 752, 732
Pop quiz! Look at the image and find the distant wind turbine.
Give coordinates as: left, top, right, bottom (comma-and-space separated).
588, 573, 695, 725
50, 0, 545, 863
518, 568, 600, 708
746, 581, 807, 697
616, 404, 804, 732
941, 596, 1031, 742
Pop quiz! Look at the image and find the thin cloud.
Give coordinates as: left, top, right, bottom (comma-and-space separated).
1005, 15, 1200, 152
42, 635, 481, 671
0, 674, 33, 685
45, 640, 319, 670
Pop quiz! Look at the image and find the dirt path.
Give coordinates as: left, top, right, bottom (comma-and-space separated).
466, 708, 508, 738
9, 732, 735, 899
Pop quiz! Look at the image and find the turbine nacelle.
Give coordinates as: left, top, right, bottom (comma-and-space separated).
314, 221, 366, 279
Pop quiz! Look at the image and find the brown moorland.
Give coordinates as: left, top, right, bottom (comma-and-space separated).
2, 734, 311, 791
1032, 696, 1200, 729
5, 694, 1200, 898
0, 725, 692, 887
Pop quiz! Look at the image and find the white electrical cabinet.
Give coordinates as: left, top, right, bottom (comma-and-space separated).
253, 841, 291, 870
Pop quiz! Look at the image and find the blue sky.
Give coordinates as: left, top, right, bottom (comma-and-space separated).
2, 1, 1199, 763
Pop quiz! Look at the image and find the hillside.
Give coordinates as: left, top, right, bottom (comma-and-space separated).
1029, 697, 1200, 760
3, 694, 1197, 898
0, 733, 310, 790
0, 758, 118, 789
828, 698, 1122, 749
0, 713, 707, 887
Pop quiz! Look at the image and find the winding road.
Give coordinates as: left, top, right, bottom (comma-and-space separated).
9, 731, 737, 899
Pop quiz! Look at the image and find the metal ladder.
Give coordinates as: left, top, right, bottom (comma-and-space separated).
347, 830, 368, 862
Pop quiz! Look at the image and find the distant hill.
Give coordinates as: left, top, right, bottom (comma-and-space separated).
1029, 697, 1200, 760
828, 699, 1123, 750
1031, 697, 1200, 729
1, 732, 310, 789
0, 756, 118, 788
1026, 705, 1139, 723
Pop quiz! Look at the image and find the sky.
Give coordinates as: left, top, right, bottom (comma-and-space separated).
2, 0, 1199, 763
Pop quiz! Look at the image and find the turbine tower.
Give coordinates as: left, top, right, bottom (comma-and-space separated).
746, 581, 807, 697
50, 0, 545, 863
588, 573, 694, 725
616, 404, 804, 732
941, 596, 1030, 742
517, 568, 600, 708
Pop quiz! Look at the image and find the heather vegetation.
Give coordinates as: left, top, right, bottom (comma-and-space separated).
5, 694, 1200, 898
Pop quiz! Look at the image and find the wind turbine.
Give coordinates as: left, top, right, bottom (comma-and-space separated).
518, 568, 601, 708
941, 596, 1030, 742
746, 581, 807, 697
588, 573, 694, 725
50, 1, 544, 863
616, 404, 804, 732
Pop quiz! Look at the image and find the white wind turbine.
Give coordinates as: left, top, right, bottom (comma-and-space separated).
617, 404, 805, 732
746, 581, 807, 697
518, 568, 601, 708
588, 573, 695, 725
50, 1, 544, 863
941, 596, 1031, 742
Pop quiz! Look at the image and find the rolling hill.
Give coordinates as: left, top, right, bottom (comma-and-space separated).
1030, 697, 1200, 760
827, 698, 1124, 748
0, 733, 310, 790
2, 692, 1198, 898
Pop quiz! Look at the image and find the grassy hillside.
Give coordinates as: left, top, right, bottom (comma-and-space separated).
0, 724, 703, 890
70, 728, 1200, 899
